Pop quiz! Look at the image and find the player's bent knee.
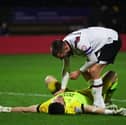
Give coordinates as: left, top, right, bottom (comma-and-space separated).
103, 70, 118, 84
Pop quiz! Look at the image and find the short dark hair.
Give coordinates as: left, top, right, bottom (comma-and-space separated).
48, 102, 65, 114
51, 40, 64, 57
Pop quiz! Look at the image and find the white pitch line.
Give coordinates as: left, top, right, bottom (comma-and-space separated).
0, 91, 126, 103
0, 91, 51, 97
112, 98, 126, 103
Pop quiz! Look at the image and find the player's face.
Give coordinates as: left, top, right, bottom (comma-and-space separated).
57, 42, 71, 59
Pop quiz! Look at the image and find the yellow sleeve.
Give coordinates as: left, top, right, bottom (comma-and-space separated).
38, 99, 52, 113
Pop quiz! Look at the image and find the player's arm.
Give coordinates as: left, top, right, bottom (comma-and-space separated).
70, 52, 98, 80
80, 52, 98, 72
54, 57, 70, 95
0, 105, 38, 112
81, 104, 116, 115
61, 57, 70, 90
78, 32, 98, 72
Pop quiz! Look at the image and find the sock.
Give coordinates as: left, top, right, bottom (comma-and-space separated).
0, 106, 12, 112
104, 109, 114, 114
92, 78, 105, 108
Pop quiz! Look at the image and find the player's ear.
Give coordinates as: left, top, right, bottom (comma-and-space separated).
64, 42, 69, 51
64, 42, 68, 47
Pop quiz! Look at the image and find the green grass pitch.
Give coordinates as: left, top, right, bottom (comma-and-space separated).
0, 52, 126, 125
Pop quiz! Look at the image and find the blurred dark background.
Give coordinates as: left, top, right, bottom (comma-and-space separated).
0, 0, 126, 35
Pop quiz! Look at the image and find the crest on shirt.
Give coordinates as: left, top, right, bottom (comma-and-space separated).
80, 45, 87, 51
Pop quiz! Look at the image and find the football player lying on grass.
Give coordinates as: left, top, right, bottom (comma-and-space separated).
0, 71, 126, 116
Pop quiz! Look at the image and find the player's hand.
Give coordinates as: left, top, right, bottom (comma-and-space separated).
54, 89, 65, 96
70, 70, 81, 80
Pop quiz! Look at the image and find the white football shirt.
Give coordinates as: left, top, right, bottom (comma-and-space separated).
63, 27, 118, 55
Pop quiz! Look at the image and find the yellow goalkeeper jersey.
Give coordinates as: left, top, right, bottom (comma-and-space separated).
38, 91, 92, 114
